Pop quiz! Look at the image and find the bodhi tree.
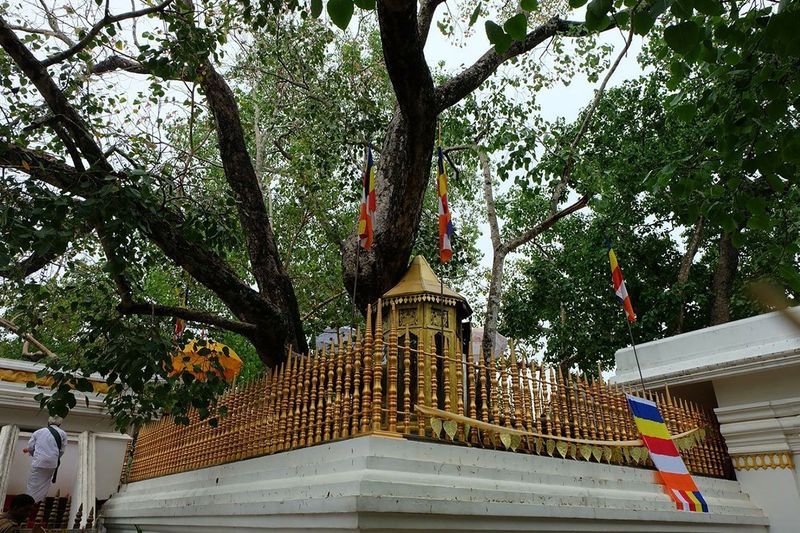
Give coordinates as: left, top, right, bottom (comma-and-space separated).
1, 0, 797, 425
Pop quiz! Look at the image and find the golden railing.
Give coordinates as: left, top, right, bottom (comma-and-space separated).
124, 301, 734, 483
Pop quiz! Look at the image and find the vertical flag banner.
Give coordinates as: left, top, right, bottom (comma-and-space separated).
437, 146, 453, 263
358, 146, 376, 250
608, 248, 636, 322
626, 394, 709, 513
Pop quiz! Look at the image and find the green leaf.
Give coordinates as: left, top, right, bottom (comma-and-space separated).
327, 0, 354, 30
664, 21, 701, 55
693, 0, 724, 16
503, 14, 528, 41
311, 0, 323, 18
485, 21, 513, 54
353, 0, 375, 9
521, 0, 539, 10
569, 0, 588, 8
469, 3, 482, 27
632, 11, 655, 36
673, 103, 696, 122
670, 0, 693, 19
587, 0, 612, 18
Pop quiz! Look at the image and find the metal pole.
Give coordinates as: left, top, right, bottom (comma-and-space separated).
625, 320, 646, 394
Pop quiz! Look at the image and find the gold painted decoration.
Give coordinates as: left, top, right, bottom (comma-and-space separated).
430, 417, 443, 437
510, 434, 522, 451
546, 439, 556, 456
443, 420, 458, 440
556, 440, 568, 458
500, 432, 512, 449
591, 446, 603, 462
169, 338, 242, 382
579, 445, 592, 461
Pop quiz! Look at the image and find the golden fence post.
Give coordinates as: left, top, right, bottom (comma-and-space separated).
501, 354, 512, 428
388, 303, 399, 433
277, 355, 292, 452
269, 362, 285, 453
417, 332, 427, 436
261, 368, 277, 455
511, 348, 523, 432
430, 335, 438, 413
315, 347, 328, 444
299, 354, 311, 447
479, 352, 489, 425
333, 335, 345, 440
521, 361, 533, 450
372, 300, 384, 431
599, 377, 613, 443
490, 352, 500, 429
285, 351, 299, 451
443, 344, 451, 413
616, 384, 629, 441
403, 326, 412, 434
307, 350, 320, 445
361, 304, 373, 433
531, 361, 542, 435
343, 331, 354, 438
456, 342, 465, 440
351, 329, 362, 436
324, 346, 335, 441
294, 354, 306, 449
549, 367, 561, 437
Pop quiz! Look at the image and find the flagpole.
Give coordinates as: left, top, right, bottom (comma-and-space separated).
625, 319, 647, 394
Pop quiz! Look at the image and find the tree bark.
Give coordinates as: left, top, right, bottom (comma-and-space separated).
673, 217, 704, 333
710, 231, 739, 326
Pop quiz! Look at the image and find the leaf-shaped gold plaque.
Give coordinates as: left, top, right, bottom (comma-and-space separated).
611, 447, 623, 463
464, 423, 471, 440
622, 447, 632, 463
510, 434, 522, 451
500, 432, 512, 449
430, 417, 443, 437
591, 446, 603, 462
556, 441, 568, 458
602, 446, 612, 463
579, 445, 592, 461
536, 438, 543, 454
443, 420, 458, 440
546, 439, 556, 456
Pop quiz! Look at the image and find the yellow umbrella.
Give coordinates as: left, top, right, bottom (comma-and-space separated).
169, 338, 242, 382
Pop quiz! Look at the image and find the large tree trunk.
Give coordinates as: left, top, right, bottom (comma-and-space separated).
673, 217, 704, 334
341, 0, 437, 310
710, 231, 739, 326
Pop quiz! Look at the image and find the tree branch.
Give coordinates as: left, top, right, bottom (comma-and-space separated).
0, 317, 58, 360
476, 147, 502, 251
117, 301, 257, 335
435, 17, 587, 112
551, 22, 635, 212
91, 55, 149, 75
41, 0, 174, 67
377, 0, 435, 121
503, 194, 590, 253
417, 0, 446, 45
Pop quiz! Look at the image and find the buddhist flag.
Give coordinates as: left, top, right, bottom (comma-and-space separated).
608, 248, 636, 322
437, 146, 453, 263
626, 394, 709, 513
358, 146, 376, 249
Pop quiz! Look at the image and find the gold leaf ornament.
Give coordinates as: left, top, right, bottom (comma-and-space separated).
591, 446, 603, 462
510, 434, 522, 451
602, 446, 613, 463
443, 420, 458, 440
430, 417, 443, 437
546, 439, 556, 456
500, 432, 512, 449
579, 445, 592, 461
556, 441, 568, 458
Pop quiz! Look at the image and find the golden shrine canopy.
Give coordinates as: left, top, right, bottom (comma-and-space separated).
382, 255, 471, 317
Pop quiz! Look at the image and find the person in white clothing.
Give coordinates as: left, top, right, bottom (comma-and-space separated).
22, 416, 67, 502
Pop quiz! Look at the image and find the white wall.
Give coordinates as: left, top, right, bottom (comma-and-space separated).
713, 366, 800, 407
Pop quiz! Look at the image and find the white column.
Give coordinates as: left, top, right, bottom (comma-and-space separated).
69, 431, 96, 528
0, 424, 20, 501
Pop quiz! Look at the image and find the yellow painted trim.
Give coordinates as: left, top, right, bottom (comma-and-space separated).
731, 452, 794, 471
0, 368, 109, 394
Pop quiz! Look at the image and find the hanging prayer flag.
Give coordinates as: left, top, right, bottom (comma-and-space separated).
358, 146, 376, 250
608, 248, 636, 322
626, 394, 709, 513
437, 146, 453, 263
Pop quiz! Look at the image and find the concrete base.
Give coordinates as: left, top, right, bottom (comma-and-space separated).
102, 436, 767, 532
